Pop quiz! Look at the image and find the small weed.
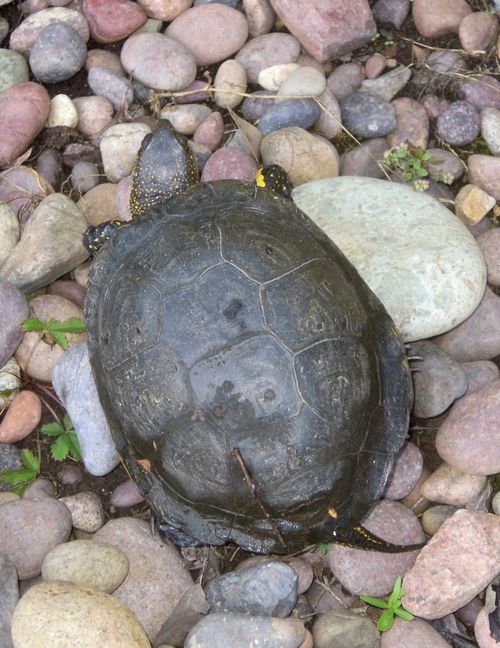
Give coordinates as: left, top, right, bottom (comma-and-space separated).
383, 143, 434, 188
0, 449, 40, 495
360, 576, 414, 632
42, 415, 82, 462
22, 317, 86, 350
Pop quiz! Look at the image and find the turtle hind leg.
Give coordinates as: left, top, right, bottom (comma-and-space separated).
332, 524, 425, 553
83, 220, 125, 255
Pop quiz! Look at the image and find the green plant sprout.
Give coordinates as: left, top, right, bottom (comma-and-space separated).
22, 317, 86, 350
0, 449, 40, 495
383, 143, 434, 189
360, 576, 414, 632
42, 415, 82, 462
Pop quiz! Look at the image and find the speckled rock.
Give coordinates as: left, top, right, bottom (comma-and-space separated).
0, 390, 42, 443
359, 65, 412, 101
236, 32, 301, 84
412, 0, 472, 38
340, 92, 396, 139
29, 23, 87, 84
372, 0, 410, 29
9, 8, 89, 56
421, 463, 487, 506
292, 177, 487, 341
402, 510, 500, 619
436, 100, 480, 146
313, 609, 380, 648
381, 616, 451, 647
121, 32, 197, 92
82, 0, 147, 43
384, 442, 424, 500
258, 98, 321, 135
0, 49, 29, 93
100, 122, 151, 183
458, 74, 500, 111
0, 499, 72, 579
213, 59, 247, 109
261, 126, 339, 186
480, 107, 500, 155
386, 97, 429, 149
166, 4, 249, 66
459, 11, 499, 53
475, 605, 500, 648
11, 581, 151, 647
59, 491, 105, 533
0, 282, 28, 368
468, 154, 500, 201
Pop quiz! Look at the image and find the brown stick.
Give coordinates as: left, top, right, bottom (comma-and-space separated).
230, 447, 286, 549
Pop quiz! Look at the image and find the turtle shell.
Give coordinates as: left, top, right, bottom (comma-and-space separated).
85, 181, 412, 554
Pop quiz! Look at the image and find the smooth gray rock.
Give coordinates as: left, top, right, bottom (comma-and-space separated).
292, 177, 487, 341
206, 560, 298, 617
52, 343, 119, 477
359, 65, 412, 100
29, 23, 86, 84
0, 443, 22, 492
0, 49, 29, 93
340, 92, 396, 138
0, 203, 19, 269
0, 554, 19, 648
0, 282, 28, 368
258, 98, 321, 135
313, 609, 380, 648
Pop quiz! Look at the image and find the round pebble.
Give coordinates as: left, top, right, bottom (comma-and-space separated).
421, 463, 487, 506
242, 89, 276, 121
327, 62, 364, 100
359, 65, 412, 101
0, 282, 29, 368
381, 616, 451, 648
313, 609, 379, 648
0, 359, 21, 414
46, 94, 78, 128
277, 66, 326, 99
85, 48, 124, 76
459, 11, 499, 53
340, 91, 396, 139
372, 0, 410, 29
110, 479, 145, 508
480, 107, 500, 156
412, 0, 472, 38
384, 442, 424, 500
258, 63, 301, 91
422, 504, 459, 535
463, 360, 500, 394
29, 22, 86, 84
459, 74, 500, 111
386, 96, 429, 149
236, 32, 301, 84
213, 59, 247, 109
100, 122, 151, 183
437, 100, 480, 146
0, 48, 29, 93
160, 104, 212, 135
193, 111, 224, 150
258, 98, 321, 135
59, 491, 106, 533
477, 228, 500, 286
0, 202, 19, 268
82, 0, 147, 44
23, 478, 56, 500
71, 161, 101, 195
139, 0, 192, 21
73, 95, 114, 137
468, 154, 500, 202
77, 183, 120, 225
0, 390, 42, 443
201, 147, 258, 182
87, 65, 134, 111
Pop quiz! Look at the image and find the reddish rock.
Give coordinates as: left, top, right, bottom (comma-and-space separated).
386, 97, 430, 149
236, 33, 301, 85
0, 391, 42, 443
384, 442, 424, 500
381, 617, 451, 647
85, 48, 124, 76
82, 0, 147, 44
468, 154, 500, 201
269, 0, 376, 63
421, 463, 487, 505
138, 0, 192, 21
412, 0, 472, 38
459, 11, 499, 53
0, 83, 50, 168
459, 74, 500, 111
193, 112, 224, 150
201, 148, 258, 183
0, 166, 53, 216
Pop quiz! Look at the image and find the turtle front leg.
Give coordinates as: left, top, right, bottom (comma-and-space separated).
83, 220, 125, 255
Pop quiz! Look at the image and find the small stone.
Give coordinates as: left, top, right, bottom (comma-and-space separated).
258, 98, 321, 135
100, 123, 151, 183
459, 11, 499, 53
0, 442, 22, 491
201, 148, 258, 182
23, 478, 56, 500
402, 510, 500, 619
236, 32, 301, 84
427, 49, 467, 74
426, 147, 464, 184
459, 74, 500, 111
115, 175, 133, 221
327, 62, 364, 101
29, 23, 87, 84
165, 4, 249, 66
313, 87, 342, 139
213, 59, 247, 110
468, 154, 500, 202
493, 492, 500, 515
421, 463, 487, 506
35, 150, 62, 189
384, 442, 424, 500
160, 105, 212, 135
463, 360, 500, 394
372, 0, 410, 29
386, 96, 429, 149
435, 379, 500, 476
63, 143, 100, 168
277, 66, 326, 99
381, 616, 451, 648
340, 92, 396, 139
206, 561, 298, 617
73, 95, 114, 137
242, 90, 277, 121
82, 0, 147, 43
437, 100, 480, 146
87, 66, 134, 111
0, 282, 28, 368
0, 48, 29, 93
193, 112, 224, 150
77, 183, 120, 226
71, 162, 101, 196
340, 138, 388, 178
455, 184, 495, 225
86, 48, 124, 76
0, 390, 42, 443
422, 504, 459, 535
42, 540, 129, 593
0, 166, 53, 219
0, 203, 19, 269
475, 606, 500, 648
58, 464, 83, 486
364, 53, 386, 79
174, 80, 211, 105
258, 63, 301, 91
11, 581, 151, 647
46, 94, 78, 128
421, 94, 449, 119
0, 359, 21, 415
480, 107, 500, 155
359, 65, 412, 101
261, 127, 339, 186
477, 229, 500, 287
0, 553, 19, 647
412, 0, 472, 38
110, 479, 145, 508
313, 609, 379, 648
60, 491, 106, 533
243, 0, 275, 37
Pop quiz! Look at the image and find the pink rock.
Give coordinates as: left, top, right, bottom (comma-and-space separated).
463, 360, 500, 394
0, 390, 42, 443
468, 154, 500, 202
381, 617, 451, 648
73, 95, 114, 137
327, 62, 364, 100
0, 83, 50, 168
138, 0, 192, 21
420, 94, 449, 119
236, 33, 301, 85
82, 0, 147, 44
364, 53, 386, 79
115, 175, 133, 222
459, 74, 500, 111
165, 4, 249, 66
459, 12, 499, 53
110, 479, 145, 508
194, 111, 224, 150
201, 148, 258, 182
475, 607, 499, 648
421, 463, 487, 505
384, 442, 424, 500
477, 228, 500, 287
0, 166, 53, 216
270, 0, 376, 63
85, 49, 125, 76
243, 0, 275, 37
435, 379, 500, 476
386, 97, 429, 149
402, 510, 500, 619
175, 80, 211, 105
412, 0, 472, 38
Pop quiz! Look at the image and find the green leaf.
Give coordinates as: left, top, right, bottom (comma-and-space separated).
50, 330, 69, 349
67, 433, 82, 461
51, 434, 70, 461
377, 609, 395, 632
395, 609, 414, 621
22, 449, 40, 473
47, 318, 87, 334
416, 166, 429, 177
0, 468, 37, 484
21, 318, 46, 332
0, 388, 14, 398
63, 414, 74, 432
403, 172, 413, 181
360, 596, 389, 609
387, 576, 403, 608
41, 422, 65, 437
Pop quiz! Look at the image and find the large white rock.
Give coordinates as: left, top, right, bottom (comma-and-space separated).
292, 177, 487, 341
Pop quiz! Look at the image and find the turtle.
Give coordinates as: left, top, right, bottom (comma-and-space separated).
84, 120, 420, 555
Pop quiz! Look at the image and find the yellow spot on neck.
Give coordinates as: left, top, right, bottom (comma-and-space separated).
255, 168, 266, 188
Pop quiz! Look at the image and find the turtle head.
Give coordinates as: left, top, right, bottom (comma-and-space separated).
255, 164, 293, 199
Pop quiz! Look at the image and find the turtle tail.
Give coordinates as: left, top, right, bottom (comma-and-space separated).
332, 524, 425, 553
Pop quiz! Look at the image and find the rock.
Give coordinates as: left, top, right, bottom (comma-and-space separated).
435, 379, 500, 476
422, 504, 459, 536
87, 66, 134, 111
58, 464, 83, 486
11, 581, 151, 647
313, 609, 379, 648
0, 193, 88, 294
0, 390, 42, 443
73, 95, 114, 137
94, 517, 193, 640
206, 561, 298, 617
185, 613, 306, 647
193, 112, 224, 150
23, 478, 55, 500
313, 87, 342, 139
9, 7, 89, 56
364, 53, 386, 80
77, 183, 120, 226
120, 32, 197, 92
384, 442, 424, 500
236, 32, 301, 84
35, 150, 62, 189
463, 360, 500, 394
0, 165, 53, 218
165, 4, 249, 66
402, 510, 500, 619
82, 0, 146, 43
100, 122, 151, 183
59, 492, 105, 533
110, 479, 145, 508
468, 154, 500, 201
327, 62, 364, 100
0, 49, 29, 93
0, 499, 72, 579
52, 343, 120, 477
71, 162, 101, 196
421, 94, 450, 119
258, 63, 301, 91
201, 147, 258, 182
46, 94, 78, 128
86, 48, 124, 76
340, 92, 396, 139
480, 107, 500, 155
0, 282, 28, 368
459, 11, 499, 53
0, 442, 22, 492
433, 287, 500, 361
261, 127, 339, 186
0, 82, 50, 168
258, 98, 321, 135
0, 203, 19, 268
41, 540, 129, 593
436, 100, 480, 146
412, 0, 472, 38
421, 463, 487, 506
154, 583, 210, 647
174, 80, 211, 105
386, 97, 429, 149
269, 0, 376, 63
277, 66, 326, 99
340, 138, 388, 178
381, 616, 451, 647
0, 553, 19, 648
213, 59, 247, 110
0, 359, 21, 416
372, 0, 410, 29
475, 605, 500, 648
29, 23, 87, 84
477, 229, 500, 286
138, 0, 191, 20
455, 184, 496, 224
243, 0, 275, 37
409, 340, 468, 418
327, 500, 424, 597
161, 105, 212, 136
115, 176, 133, 221
458, 74, 500, 111
242, 90, 276, 121
292, 177, 487, 341
427, 49, 467, 75
359, 65, 412, 101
